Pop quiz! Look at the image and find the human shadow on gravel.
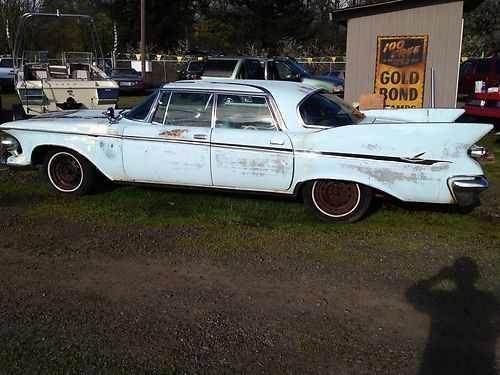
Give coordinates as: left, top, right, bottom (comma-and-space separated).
406, 257, 498, 375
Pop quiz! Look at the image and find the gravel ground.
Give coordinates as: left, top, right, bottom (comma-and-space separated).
0, 168, 499, 374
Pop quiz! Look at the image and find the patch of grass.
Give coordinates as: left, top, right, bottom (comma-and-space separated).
1, 166, 498, 288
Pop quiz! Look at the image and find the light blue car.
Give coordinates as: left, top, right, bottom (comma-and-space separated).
0, 80, 492, 222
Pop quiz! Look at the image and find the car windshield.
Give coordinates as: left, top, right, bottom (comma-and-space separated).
285, 59, 311, 77
299, 92, 365, 127
111, 69, 138, 77
124, 90, 158, 121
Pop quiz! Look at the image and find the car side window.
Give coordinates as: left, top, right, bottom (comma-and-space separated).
153, 92, 213, 127
244, 60, 265, 79
274, 60, 293, 80
460, 61, 474, 74
476, 60, 491, 74
215, 94, 276, 130
151, 92, 171, 124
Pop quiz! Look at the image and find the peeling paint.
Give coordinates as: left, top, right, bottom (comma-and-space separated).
159, 129, 187, 137
430, 163, 450, 172
352, 165, 429, 184
216, 152, 290, 176
366, 144, 381, 151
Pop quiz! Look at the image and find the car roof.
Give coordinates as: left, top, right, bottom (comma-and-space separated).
162, 79, 315, 98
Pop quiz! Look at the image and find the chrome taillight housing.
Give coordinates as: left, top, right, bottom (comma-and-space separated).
468, 145, 489, 160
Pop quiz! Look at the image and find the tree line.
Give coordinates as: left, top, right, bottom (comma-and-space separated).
0, 0, 498, 58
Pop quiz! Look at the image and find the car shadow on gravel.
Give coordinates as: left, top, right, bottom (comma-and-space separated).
406, 257, 499, 375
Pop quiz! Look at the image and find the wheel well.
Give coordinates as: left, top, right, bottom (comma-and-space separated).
32, 146, 109, 184
31, 145, 56, 166
32, 146, 87, 167
295, 179, 385, 199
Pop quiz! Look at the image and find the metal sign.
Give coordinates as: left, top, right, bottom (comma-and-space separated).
375, 35, 428, 108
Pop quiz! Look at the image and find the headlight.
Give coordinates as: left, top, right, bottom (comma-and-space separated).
1, 136, 20, 156
332, 85, 344, 92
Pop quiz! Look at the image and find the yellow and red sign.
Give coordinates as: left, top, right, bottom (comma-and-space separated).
375, 35, 428, 108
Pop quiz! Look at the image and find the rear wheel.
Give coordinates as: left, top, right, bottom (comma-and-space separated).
303, 180, 372, 223
43, 148, 96, 196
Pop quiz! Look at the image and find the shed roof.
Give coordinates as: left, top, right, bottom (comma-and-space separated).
331, 0, 485, 22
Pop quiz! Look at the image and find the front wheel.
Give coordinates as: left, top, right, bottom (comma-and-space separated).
43, 148, 96, 196
302, 180, 372, 223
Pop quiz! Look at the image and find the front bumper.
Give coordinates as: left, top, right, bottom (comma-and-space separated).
450, 176, 489, 206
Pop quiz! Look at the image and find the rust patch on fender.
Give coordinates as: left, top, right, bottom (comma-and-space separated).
159, 129, 187, 137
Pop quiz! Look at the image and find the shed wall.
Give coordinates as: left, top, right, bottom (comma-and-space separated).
345, 1, 463, 108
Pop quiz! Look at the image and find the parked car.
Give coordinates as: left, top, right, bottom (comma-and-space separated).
0, 80, 492, 223
108, 67, 144, 92
177, 59, 206, 80
201, 57, 344, 96
458, 58, 500, 96
0, 55, 15, 91
464, 83, 500, 119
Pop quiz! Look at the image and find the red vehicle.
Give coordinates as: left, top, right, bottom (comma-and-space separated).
464, 89, 500, 119
458, 58, 500, 96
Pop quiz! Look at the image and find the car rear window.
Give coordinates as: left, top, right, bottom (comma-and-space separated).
0, 58, 13, 68
110, 69, 138, 77
187, 61, 204, 71
299, 92, 365, 127
202, 60, 238, 78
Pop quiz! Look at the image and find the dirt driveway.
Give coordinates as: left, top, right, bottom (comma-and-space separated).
0, 169, 499, 373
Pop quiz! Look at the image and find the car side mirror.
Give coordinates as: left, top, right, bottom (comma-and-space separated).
104, 107, 117, 123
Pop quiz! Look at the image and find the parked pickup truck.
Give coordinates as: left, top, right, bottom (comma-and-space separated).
200, 56, 344, 96
0, 56, 15, 91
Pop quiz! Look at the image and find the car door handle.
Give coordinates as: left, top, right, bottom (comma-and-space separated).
270, 139, 284, 145
194, 134, 207, 140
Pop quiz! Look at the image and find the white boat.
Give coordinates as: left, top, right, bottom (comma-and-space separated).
12, 12, 119, 117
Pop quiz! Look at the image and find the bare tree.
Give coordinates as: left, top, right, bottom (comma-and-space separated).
0, 0, 43, 52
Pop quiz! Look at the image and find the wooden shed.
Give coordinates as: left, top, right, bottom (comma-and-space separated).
332, 0, 484, 108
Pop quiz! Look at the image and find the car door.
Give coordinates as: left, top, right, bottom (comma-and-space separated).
122, 91, 213, 185
210, 93, 294, 191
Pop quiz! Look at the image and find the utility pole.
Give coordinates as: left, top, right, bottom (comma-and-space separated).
140, 0, 146, 83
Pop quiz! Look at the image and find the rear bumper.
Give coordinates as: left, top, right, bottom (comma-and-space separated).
449, 176, 489, 206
